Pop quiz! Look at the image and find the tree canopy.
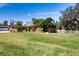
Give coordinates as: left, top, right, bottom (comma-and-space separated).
32, 17, 56, 32
59, 3, 79, 30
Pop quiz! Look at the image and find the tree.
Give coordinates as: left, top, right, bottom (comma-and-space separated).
31, 17, 57, 32
32, 18, 39, 25
59, 3, 79, 31
16, 21, 23, 32
40, 17, 53, 32
3, 20, 8, 26
32, 18, 45, 31
10, 20, 15, 26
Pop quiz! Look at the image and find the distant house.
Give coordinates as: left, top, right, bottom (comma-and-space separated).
9, 23, 37, 32
24, 23, 37, 32
0, 26, 9, 31
0, 23, 38, 32
0, 25, 18, 32
9, 25, 18, 32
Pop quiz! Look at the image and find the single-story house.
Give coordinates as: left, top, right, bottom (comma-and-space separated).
9, 25, 18, 32
0, 23, 37, 32
0, 26, 9, 31
24, 23, 37, 32
0, 25, 18, 32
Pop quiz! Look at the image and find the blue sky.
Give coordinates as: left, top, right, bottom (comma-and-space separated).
0, 3, 76, 24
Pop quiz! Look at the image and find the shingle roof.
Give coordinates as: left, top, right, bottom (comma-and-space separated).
24, 23, 37, 27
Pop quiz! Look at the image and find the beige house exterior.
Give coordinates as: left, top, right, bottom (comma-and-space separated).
9, 26, 18, 32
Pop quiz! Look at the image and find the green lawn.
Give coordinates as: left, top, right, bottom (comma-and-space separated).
0, 32, 79, 56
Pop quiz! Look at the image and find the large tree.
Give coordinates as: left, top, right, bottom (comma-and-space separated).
41, 17, 56, 32
59, 3, 79, 31
32, 17, 57, 32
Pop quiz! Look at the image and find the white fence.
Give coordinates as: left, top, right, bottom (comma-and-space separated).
0, 31, 10, 33
57, 30, 79, 33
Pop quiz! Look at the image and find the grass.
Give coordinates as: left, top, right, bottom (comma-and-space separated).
0, 32, 79, 56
